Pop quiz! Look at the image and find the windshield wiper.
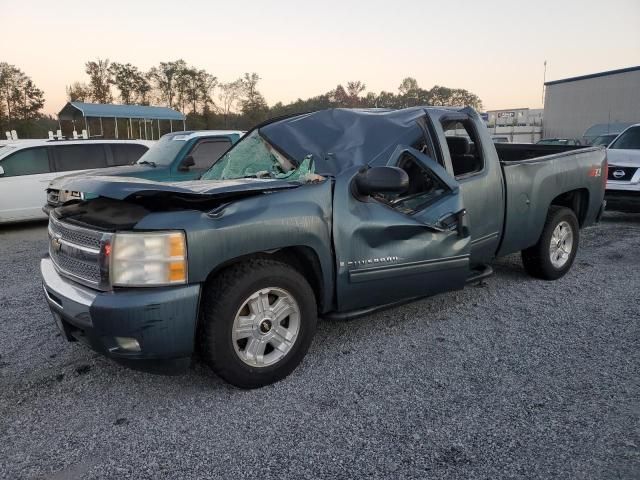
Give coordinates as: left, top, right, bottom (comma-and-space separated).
138, 160, 157, 167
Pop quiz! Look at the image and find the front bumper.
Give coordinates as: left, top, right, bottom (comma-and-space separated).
604, 189, 640, 213
41, 257, 201, 369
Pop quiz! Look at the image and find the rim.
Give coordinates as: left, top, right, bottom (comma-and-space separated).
231, 287, 301, 368
549, 220, 574, 269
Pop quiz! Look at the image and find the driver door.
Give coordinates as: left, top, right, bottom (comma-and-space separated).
333, 146, 471, 312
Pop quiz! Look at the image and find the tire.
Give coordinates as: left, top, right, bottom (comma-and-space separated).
521, 206, 579, 280
199, 258, 317, 389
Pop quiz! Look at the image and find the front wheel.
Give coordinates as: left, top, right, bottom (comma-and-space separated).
199, 258, 317, 388
521, 206, 579, 280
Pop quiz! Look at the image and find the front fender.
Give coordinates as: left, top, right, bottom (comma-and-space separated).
134, 181, 335, 312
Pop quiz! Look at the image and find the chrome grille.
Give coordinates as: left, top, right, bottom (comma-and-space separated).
52, 250, 101, 281
48, 216, 110, 289
607, 165, 637, 182
49, 216, 102, 250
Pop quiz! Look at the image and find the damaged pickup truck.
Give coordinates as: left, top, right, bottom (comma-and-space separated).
41, 107, 607, 388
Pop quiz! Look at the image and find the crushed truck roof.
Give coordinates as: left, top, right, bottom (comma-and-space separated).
260, 107, 456, 176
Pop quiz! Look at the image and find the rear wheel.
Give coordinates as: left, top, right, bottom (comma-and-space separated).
521, 206, 579, 280
199, 258, 317, 389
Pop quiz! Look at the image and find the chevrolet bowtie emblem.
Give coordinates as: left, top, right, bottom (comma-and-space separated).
51, 235, 62, 253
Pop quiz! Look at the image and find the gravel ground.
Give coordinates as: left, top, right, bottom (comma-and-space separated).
0, 213, 639, 480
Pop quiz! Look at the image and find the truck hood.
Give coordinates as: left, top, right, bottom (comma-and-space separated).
52, 175, 300, 202
50, 164, 155, 187
607, 148, 640, 167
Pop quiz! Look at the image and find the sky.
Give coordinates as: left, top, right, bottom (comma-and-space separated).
2, 0, 639, 115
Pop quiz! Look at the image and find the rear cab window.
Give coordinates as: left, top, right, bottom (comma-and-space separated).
440, 119, 485, 178
189, 138, 232, 170
0, 147, 51, 176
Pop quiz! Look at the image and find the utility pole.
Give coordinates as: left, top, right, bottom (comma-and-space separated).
542, 60, 547, 107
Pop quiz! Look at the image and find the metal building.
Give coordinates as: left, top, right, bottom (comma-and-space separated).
58, 102, 186, 140
543, 66, 640, 141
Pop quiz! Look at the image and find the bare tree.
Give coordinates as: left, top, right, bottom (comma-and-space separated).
218, 79, 243, 127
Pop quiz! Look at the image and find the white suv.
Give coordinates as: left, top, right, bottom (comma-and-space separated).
0, 139, 153, 224
605, 124, 640, 212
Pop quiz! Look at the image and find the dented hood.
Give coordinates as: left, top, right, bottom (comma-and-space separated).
53, 175, 299, 201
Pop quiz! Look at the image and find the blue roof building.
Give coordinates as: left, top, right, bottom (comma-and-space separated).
58, 102, 186, 139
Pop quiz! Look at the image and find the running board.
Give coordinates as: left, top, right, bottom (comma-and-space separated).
466, 264, 493, 284
322, 296, 425, 321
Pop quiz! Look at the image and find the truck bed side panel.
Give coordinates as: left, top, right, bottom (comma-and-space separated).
497, 147, 606, 257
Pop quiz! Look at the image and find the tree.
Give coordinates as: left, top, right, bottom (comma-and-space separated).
0, 62, 21, 127
85, 58, 113, 103
14, 78, 45, 121
66, 82, 91, 102
239, 73, 268, 126
109, 62, 150, 105
329, 84, 349, 106
398, 77, 420, 97
148, 60, 188, 109
134, 73, 152, 105
218, 79, 244, 127
346, 81, 366, 107
0, 62, 45, 132
196, 70, 217, 114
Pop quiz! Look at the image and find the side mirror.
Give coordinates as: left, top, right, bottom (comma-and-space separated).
354, 166, 409, 196
0, 166, 4, 176
179, 155, 195, 171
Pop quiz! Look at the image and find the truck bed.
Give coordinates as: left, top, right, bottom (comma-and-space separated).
494, 143, 586, 162
496, 146, 606, 257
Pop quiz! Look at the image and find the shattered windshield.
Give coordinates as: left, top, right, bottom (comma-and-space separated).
202, 129, 316, 182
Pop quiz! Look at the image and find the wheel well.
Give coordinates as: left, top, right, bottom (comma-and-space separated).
549, 188, 589, 226
204, 247, 325, 312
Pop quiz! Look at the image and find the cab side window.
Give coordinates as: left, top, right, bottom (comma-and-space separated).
441, 119, 484, 178
0, 147, 50, 176
189, 139, 232, 170
53, 144, 108, 172
378, 152, 449, 215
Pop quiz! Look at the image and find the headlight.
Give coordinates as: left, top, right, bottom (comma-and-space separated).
110, 231, 187, 286
57, 190, 85, 203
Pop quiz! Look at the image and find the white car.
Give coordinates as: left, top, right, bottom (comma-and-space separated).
0, 139, 154, 224
605, 123, 640, 212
